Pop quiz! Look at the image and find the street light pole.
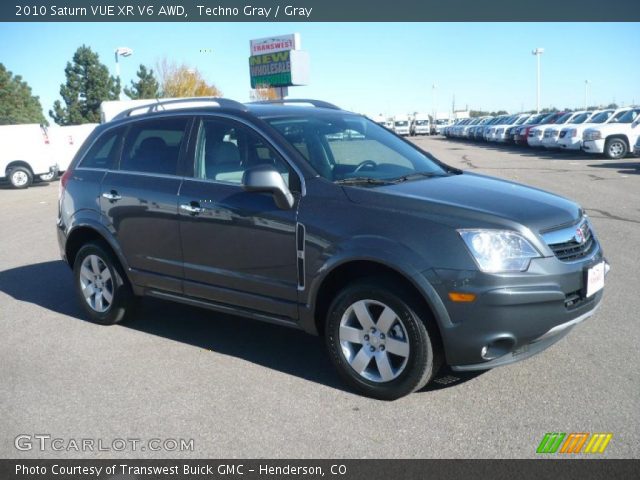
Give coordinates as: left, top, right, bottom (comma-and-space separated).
532, 48, 544, 113
432, 83, 437, 123
114, 47, 133, 100
584, 80, 590, 109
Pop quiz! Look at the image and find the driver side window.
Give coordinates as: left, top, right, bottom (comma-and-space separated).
193, 119, 293, 187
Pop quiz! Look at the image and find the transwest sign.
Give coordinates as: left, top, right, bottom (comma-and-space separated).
248, 33, 309, 89
250, 33, 300, 55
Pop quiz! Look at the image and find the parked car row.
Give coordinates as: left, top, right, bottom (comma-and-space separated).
442, 107, 640, 159
374, 114, 456, 137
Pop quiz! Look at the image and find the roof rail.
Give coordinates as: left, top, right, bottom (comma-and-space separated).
247, 99, 341, 110
112, 97, 248, 121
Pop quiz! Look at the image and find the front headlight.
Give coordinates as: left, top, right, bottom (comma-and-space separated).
583, 130, 602, 141
458, 229, 541, 273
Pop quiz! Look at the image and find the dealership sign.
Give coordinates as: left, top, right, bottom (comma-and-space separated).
250, 33, 300, 55
249, 34, 309, 88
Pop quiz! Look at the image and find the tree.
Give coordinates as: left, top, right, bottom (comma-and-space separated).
156, 58, 222, 98
0, 63, 46, 125
250, 85, 280, 101
124, 64, 160, 100
50, 45, 120, 125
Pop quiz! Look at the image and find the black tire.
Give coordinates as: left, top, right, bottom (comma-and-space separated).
73, 241, 136, 325
604, 137, 628, 159
325, 278, 441, 400
8, 167, 33, 189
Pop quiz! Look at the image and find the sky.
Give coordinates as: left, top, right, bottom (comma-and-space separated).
1, 22, 639, 119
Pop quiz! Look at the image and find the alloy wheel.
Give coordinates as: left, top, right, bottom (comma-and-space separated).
339, 299, 410, 383
79, 254, 114, 313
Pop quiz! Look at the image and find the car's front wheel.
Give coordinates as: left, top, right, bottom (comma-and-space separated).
604, 137, 628, 159
73, 242, 136, 325
326, 279, 440, 400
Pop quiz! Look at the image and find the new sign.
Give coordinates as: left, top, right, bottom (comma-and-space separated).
248, 36, 309, 89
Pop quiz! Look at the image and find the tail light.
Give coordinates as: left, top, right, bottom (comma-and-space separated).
59, 168, 72, 200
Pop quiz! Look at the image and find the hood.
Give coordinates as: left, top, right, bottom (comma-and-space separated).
587, 123, 633, 133
343, 172, 581, 232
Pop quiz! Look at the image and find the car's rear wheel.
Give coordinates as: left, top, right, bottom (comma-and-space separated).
325, 279, 440, 400
8, 167, 33, 189
604, 137, 628, 159
73, 242, 136, 325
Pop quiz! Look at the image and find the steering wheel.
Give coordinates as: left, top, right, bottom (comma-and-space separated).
354, 160, 377, 173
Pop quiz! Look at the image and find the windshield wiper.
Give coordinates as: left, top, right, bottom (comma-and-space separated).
389, 172, 447, 183
334, 177, 393, 186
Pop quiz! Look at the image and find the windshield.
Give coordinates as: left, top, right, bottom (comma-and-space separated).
416, 120, 429, 125
555, 113, 572, 124
613, 109, 640, 124
267, 114, 449, 183
515, 115, 529, 125
588, 111, 612, 123
570, 113, 590, 124
395, 121, 408, 127
539, 113, 557, 124
436, 119, 448, 125
524, 114, 543, 124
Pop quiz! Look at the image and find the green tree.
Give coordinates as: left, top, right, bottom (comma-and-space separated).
0, 63, 46, 125
124, 64, 160, 99
50, 45, 120, 125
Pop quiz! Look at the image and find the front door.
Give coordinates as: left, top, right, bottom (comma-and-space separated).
178, 117, 300, 320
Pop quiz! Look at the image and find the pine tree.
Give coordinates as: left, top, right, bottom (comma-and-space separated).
0, 63, 46, 125
124, 64, 160, 100
49, 45, 120, 125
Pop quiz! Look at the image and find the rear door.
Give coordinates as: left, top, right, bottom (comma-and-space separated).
100, 116, 192, 294
177, 116, 300, 320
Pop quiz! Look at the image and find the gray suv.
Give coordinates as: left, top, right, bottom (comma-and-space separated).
57, 98, 608, 400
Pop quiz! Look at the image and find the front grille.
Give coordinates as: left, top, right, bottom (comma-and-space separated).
548, 223, 596, 261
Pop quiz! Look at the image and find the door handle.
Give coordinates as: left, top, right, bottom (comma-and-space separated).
180, 202, 203, 216
102, 190, 121, 202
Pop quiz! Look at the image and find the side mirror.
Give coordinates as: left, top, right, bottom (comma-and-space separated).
242, 164, 295, 210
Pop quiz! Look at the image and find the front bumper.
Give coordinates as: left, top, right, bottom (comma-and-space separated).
582, 139, 605, 154
425, 247, 608, 370
559, 138, 582, 150
527, 136, 544, 147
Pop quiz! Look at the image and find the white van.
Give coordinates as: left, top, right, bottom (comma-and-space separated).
49, 124, 98, 172
413, 113, 431, 135
393, 115, 411, 136
0, 124, 58, 189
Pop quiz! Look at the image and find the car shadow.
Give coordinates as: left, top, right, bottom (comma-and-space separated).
0, 181, 52, 190
588, 161, 640, 175
0, 260, 484, 396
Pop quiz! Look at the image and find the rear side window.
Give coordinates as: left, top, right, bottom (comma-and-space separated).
78, 128, 123, 169
119, 118, 189, 175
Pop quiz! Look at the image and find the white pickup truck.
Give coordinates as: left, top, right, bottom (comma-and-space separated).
582, 107, 640, 159
0, 124, 58, 189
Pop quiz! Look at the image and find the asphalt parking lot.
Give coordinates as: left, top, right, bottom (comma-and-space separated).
1, 137, 638, 459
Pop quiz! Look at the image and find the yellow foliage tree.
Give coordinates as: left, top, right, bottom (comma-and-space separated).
156, 58, 222, 98
250, 85, 280, 101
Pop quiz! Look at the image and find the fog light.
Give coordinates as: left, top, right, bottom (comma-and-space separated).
481, 337, 515, 360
